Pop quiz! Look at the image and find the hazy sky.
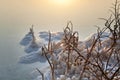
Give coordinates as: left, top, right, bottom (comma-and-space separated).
0, 0, 115, 39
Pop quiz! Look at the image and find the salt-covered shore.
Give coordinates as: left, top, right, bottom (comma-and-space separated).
19, 24, 120, 80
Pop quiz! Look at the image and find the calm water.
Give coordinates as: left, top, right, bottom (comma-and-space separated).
0, 25, 47, 80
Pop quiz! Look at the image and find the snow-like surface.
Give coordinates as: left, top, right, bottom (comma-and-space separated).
20, 33, 33, 46
19, 49, 46, 63
24, 39, 42, 53
20, 31, 64, 64
20, 30, 120, 80
39, 31, 63, 43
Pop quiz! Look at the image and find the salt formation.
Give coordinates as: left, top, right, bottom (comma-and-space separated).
19, 26, 64, 63
20, 22, 120, 80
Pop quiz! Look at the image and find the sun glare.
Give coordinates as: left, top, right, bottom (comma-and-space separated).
51, 0, 73, 6
54, 0, 69, 4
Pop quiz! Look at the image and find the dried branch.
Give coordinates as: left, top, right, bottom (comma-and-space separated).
36, 68, 44, 80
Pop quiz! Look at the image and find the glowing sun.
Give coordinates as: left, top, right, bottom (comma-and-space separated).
51, 0, 73, 5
